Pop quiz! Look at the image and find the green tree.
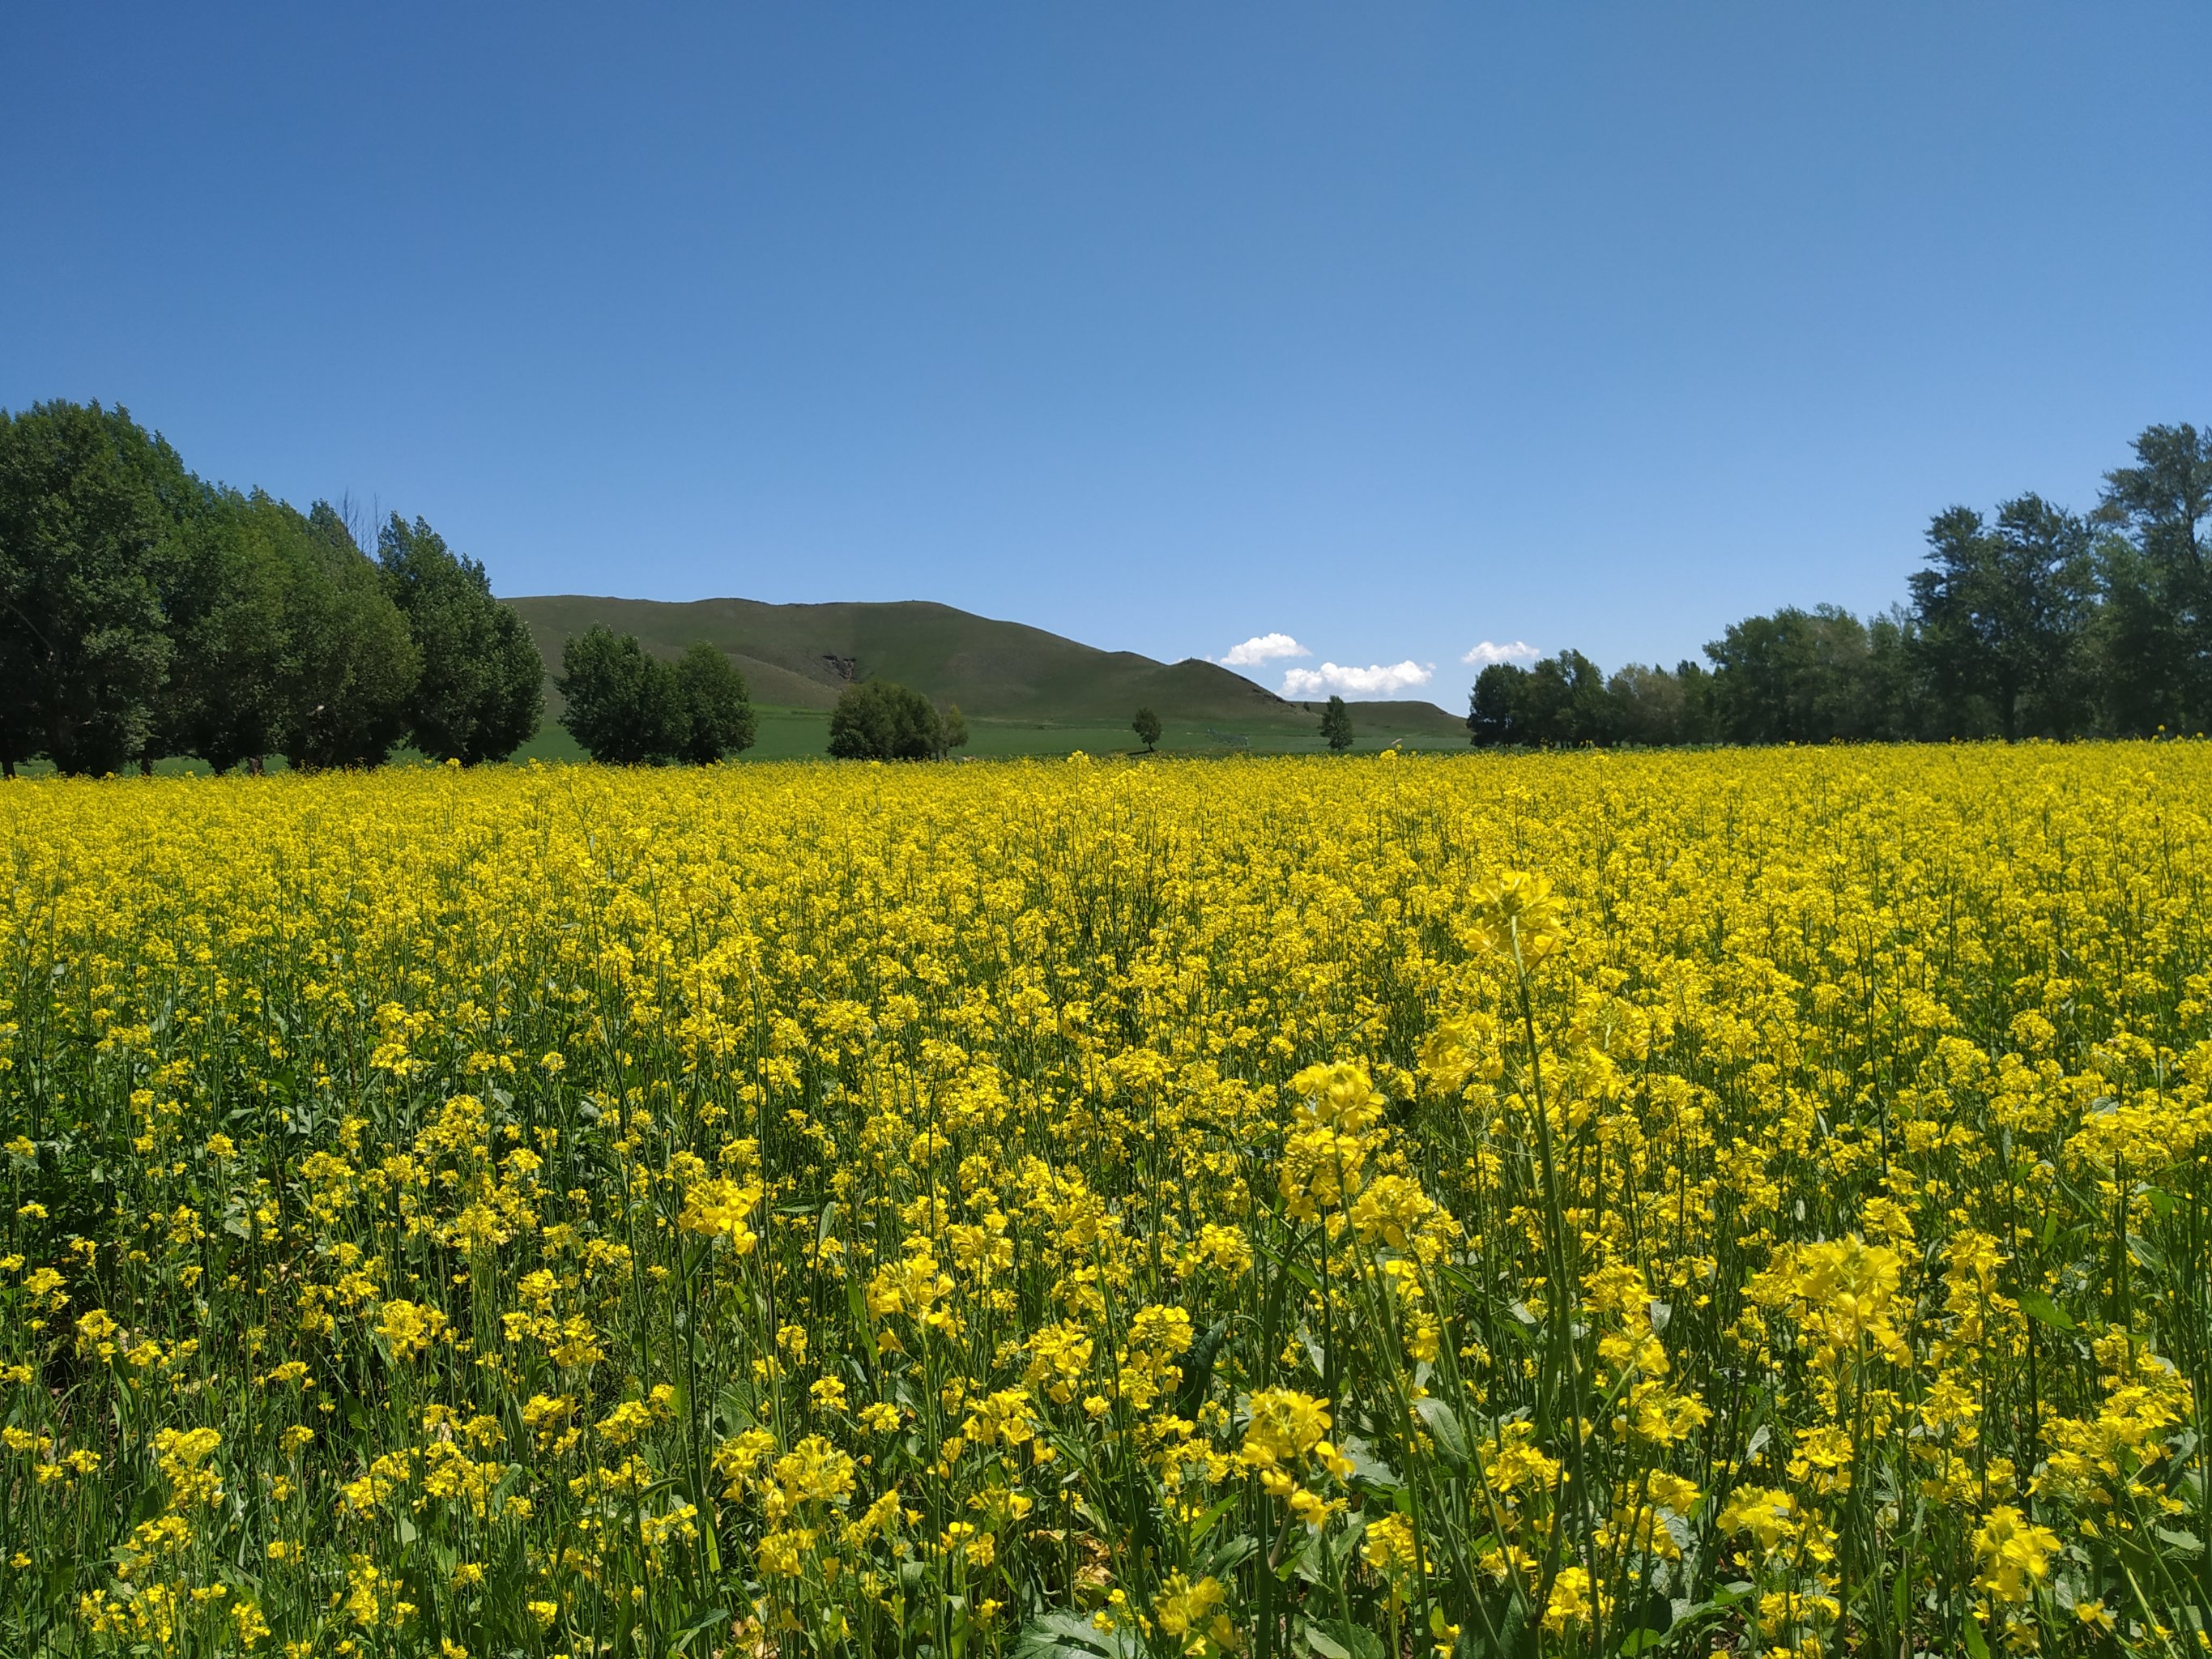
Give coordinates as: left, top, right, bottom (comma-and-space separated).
939, 703, 969, 758
1705, 606, 1877, 744
378, 515, 542, 763
1862, 608, 1934, 742
827, 680, 944, 760
1132, 706, 1162, 753
1319, 694, 1354, 751
669, 642, 758, 764
160, 488, 290, 773
1605, 663, 1689, 745
282, 504, 420, 769
1908, 497, 2094, 740
1467, 662, 1529, 746
2094, 422, 2212, 731
0, 401, 187, 774
558, 626, 682, 765
1467, 652, 1610, 745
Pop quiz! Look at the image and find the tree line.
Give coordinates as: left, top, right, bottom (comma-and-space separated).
0, 400, 542, 776
1468, 421, 2212, 747
15, 400, 2204, 772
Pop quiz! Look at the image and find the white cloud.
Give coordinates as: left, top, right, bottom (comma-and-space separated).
1281, 660, 1435, 700
1461, 639, 1540, 666
1218, 632, 1310, 667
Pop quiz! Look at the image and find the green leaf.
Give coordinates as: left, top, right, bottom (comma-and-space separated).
669, 1609, 730, 1654
1963, 1615, 1991, 1659
1336, 1431, 1402, 1491
1413, 1396, 1471, 1464
2125, 1233, 2167, 1273
1302, 1620, 1385, 1659
2019, 1290, 2074, 1332
1010, 1610, 1143, 1659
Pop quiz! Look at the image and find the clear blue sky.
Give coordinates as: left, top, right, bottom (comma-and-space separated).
6, 5, 2207, 702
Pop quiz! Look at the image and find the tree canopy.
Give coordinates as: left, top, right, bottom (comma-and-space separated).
557, 629, 758, 766
378, 516, 543, 765
828, 680, 960, 760
0, 399, 540, 774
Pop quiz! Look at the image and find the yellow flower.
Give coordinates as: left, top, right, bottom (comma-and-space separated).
1971, 1505, 2059, 1604
1470, 869, 1564, 965
1153, 1572, 1226, 1637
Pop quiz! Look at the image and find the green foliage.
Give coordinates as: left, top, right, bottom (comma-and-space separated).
1132, 705, 1163, 752
1460, 421, 2212, 748
378, 515, 543, 764
2093, 423, 2212, 731
1466, 649, 1613, 747
164, 493, 420, 772
1704, 606, 1890, 744
670, 641, 758, 764
1908, 496, 2095, 740
1318, 694, 1354, 752
160, 488, 291, 772
0, 400, 186, 774
557, 626, 684, 765
1604, 661, 1709, 746
826, 679, 950, 760
285, 505, 423, 769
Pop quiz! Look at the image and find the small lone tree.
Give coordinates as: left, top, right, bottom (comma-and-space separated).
1319, 694, 1354, 752
1132, 706, 1162, 753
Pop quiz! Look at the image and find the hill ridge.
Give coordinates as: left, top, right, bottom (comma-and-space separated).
505, 595, 1461, 741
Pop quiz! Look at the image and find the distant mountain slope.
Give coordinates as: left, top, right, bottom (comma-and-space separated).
505, 596, 1464, 740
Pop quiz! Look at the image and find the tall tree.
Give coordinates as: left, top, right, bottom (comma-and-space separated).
282, 504, 420, 769
558, 626, 681, 765
378, 515, 542, 763
2095, 422, 2212, 731
0, 401, 187, 774
1319, 694, 1355, 752
1908, 497, 2094, 740
1523, 650, 1613, 744
669, 642, 757, 764
1467, 663, 1529, 746
160, 488, 289, 772
1132, 706, 1163, 753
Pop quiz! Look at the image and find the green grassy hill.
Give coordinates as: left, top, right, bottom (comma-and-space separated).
505, 595, 1469, 756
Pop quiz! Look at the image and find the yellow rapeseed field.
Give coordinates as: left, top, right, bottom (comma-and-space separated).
2, 749, 2208, 1659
